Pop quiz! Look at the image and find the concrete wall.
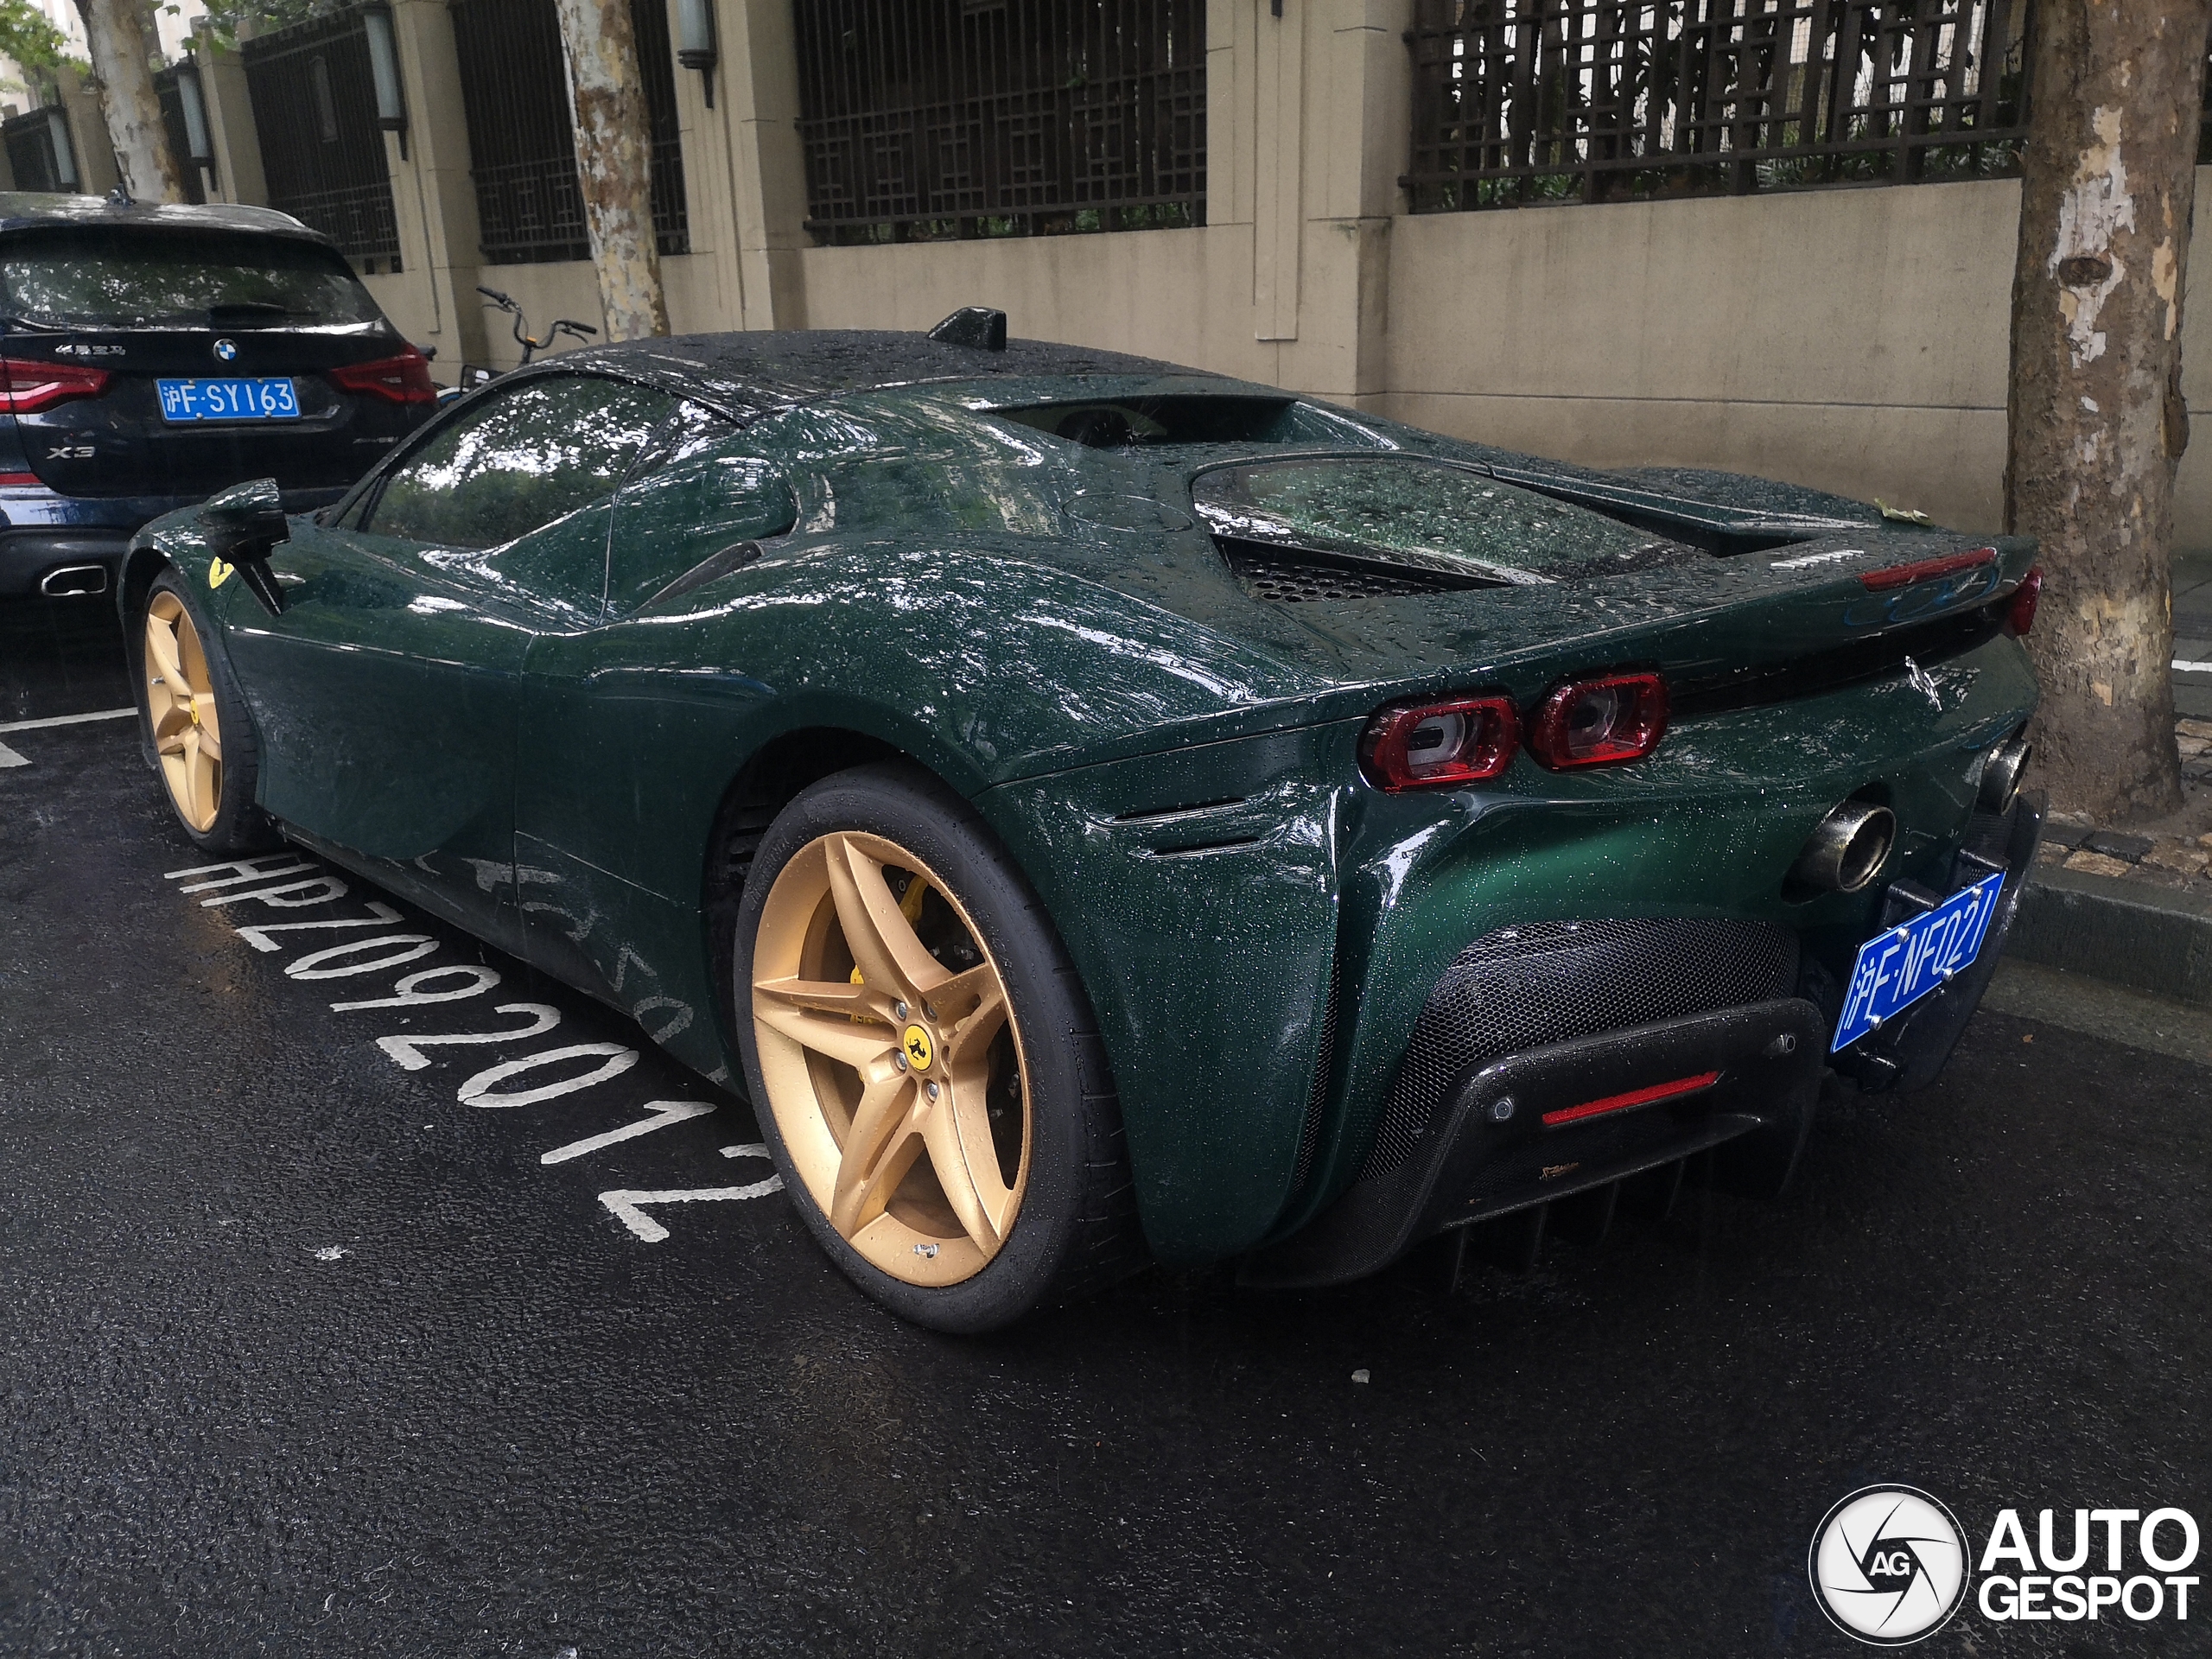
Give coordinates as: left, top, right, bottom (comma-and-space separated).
188, 0, 2212, 548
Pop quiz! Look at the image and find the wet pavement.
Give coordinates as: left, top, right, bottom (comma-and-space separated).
3, 592, 2209, 1657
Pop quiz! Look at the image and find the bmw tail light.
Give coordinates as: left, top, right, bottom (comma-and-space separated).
0, 356, 111, 412
329, 348, 437, 405
1527, 672, 1669, 769
2005, 566, 2043, 638
1361, 695, 1520, 791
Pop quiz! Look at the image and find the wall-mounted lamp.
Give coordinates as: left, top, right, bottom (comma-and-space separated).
361, 2, 410, 158
175, 60, 215, 188
676, 0, 718, 109
45, 106, 75, 191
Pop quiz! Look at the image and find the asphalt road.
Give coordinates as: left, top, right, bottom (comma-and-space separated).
3, 594, 2209, 1658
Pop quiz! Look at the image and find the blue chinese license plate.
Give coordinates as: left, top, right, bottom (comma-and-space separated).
1831, 873, 2005, 1052
156, 377, 301, 422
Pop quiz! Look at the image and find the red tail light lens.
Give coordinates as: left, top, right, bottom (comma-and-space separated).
1857, 547, 1995, 592
0, 356, 111, 412
1527, 671, 1669, 769
2005, 566, 2043, 637
328, 348, 437, 405
1360, 695, 1520, 791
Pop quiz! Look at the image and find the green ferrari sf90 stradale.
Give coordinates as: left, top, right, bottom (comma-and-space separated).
123, 311, 2042, 1332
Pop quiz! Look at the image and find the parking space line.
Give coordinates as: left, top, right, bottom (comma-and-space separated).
0, 707, 135, 769
0, 707, 136, 733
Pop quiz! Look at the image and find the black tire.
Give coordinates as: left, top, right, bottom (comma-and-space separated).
731, 760, 1145, 1332
132, 565, 280, 854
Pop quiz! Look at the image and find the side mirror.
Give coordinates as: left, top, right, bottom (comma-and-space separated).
200, 477, 291, 616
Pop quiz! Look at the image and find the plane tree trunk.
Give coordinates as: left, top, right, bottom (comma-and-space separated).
552, 0, 669, 341
2005, 0, 2211, 823
74, 0, 183, 203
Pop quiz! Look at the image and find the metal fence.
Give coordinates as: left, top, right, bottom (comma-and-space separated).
2, 106, 69, 193
449, 0, 688, 266
154, 67, 207, 206
242, 11, 403, 264
793, 0, 1206, 244
1406, 0, 2032, 211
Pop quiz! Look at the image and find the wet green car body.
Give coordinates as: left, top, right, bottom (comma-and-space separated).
124, 329, 2041, 1283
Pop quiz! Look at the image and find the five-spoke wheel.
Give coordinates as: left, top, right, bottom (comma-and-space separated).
144, 587, 223, 832
752, 830, 1031, 1286
734, 762, 1141, 1332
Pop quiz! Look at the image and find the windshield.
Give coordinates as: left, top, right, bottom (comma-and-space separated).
0, 227, 385, 327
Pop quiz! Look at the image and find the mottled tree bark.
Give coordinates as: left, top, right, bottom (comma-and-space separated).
552, 0, 669, 341
73, 0, 183, 203
2005, 0, 2210, 822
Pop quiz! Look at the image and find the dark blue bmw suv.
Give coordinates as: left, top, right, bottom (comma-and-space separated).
0, 194, 438, 599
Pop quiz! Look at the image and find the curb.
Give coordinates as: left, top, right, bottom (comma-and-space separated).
2008, 866, 2212, 1007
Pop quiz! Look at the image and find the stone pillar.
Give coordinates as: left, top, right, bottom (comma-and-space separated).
381, 0, 492, 365
55, 66, 120, 196
661, 0, 739, 332
719, 0, 809, 330
192, 24, 265, 206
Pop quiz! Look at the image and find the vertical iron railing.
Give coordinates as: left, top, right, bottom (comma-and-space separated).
793, 0, 1206, 244
2, 107, 65, 193
1406, 0, 2035, 211
242, 11, 403, 264
154, 66, 207, 205
448, 0, 688, 265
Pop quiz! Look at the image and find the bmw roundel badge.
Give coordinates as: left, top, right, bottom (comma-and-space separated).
213, 339, 238, 362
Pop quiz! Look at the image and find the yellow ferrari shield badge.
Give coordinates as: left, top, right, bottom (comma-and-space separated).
207, 556, 234, 589
901, 1024, 934, 1071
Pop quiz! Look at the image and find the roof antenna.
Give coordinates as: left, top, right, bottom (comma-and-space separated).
928, 307, 1007, 352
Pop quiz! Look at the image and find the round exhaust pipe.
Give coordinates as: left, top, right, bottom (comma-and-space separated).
1978, 733, 2031, 814
38, 563, 108, 597
1790, 800, 1896, 893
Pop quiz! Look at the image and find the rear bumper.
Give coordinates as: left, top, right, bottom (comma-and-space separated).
1242, 998, 1827, 1288
0, 486, 345, 597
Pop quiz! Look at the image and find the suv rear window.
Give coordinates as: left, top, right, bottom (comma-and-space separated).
0, 228, 384, 328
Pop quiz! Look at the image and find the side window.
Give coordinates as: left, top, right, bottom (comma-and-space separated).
365, 375, 677, 550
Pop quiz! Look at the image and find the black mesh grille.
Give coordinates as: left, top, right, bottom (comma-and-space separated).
1362, 918, 1798, 1175
1218, 540, 1488, 603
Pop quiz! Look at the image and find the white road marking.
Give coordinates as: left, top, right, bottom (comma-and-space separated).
283, 935, 437, 979
331, 963, 502, 1012
234, 903, 404, 952
457, 1043, 639, 1109
540, 1100, 717, 1165
377, 1002, 559, 1070
0, 741, 25, 768
2176, 659, 2212, 673
0, 706, 134, 733
598, 1146, 784, 1243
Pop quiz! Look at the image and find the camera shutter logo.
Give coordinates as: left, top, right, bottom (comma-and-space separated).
1809, 1485, 1972, 1645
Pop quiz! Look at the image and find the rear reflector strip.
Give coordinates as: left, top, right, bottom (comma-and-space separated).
0, 473, 40, 486
1541, 1070, 1721, 1128
1857, 548, 1995, 591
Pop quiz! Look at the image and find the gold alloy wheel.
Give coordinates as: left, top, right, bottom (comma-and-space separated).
751, 831, 1032, 1287
143, 590, 223, 833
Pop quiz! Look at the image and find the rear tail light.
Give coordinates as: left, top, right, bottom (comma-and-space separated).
1541, 1070, 1720, 1128
1360, 695, 1519, 791
0, 356, 111, 412
1857, 547, 1995, 592
1527, 671, 1668, 769
2005, 566, 2043, 637
328, 348, 437, 405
